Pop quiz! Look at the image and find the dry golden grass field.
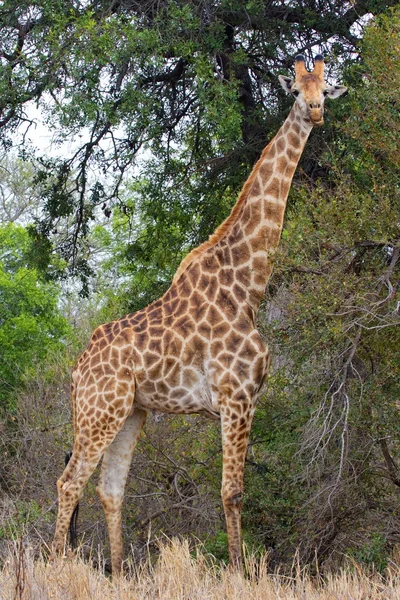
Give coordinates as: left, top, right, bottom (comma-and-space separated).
1, 539, 400, 600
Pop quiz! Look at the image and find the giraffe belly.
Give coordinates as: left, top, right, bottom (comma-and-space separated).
134, 371, 219, 419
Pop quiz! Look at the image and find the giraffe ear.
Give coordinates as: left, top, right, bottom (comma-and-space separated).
326, 84, 347, 99
278, 75, 294, 94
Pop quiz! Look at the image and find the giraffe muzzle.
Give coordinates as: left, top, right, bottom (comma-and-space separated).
310, 108, 324, 126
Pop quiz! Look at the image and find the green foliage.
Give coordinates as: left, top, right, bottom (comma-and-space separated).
203, 531, 230, 564
0, 224, 70, 410
348, 533, 389, 573
0, 499, 44, 540
345, 6, 400, 174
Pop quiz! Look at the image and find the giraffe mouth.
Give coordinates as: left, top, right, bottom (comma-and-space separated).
311, 117, 324, 127
304, 113, 324, 127
309, 108, 324, 126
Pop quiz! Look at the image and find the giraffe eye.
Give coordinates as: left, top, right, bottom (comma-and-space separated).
292, 90, 299, 97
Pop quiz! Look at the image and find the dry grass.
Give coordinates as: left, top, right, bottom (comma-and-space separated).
1, 539, 399, 600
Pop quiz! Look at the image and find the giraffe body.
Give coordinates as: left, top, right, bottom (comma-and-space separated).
52, 55, 346, 575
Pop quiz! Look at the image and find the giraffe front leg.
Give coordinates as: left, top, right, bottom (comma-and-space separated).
96, 407, 147, 577
220, 398, 255, 571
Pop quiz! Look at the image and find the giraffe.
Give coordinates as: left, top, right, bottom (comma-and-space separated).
51, 55, 346, 575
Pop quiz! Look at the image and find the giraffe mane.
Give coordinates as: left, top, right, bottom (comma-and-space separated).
172, 141, 273, 284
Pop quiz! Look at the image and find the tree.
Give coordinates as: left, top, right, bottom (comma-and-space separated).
0, 0, 397, 289
0, 223, 70, 410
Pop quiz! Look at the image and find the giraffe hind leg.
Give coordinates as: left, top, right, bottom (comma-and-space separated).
96, 407, 147, 576
52, 383, 136, 562
51, 440, 106, 560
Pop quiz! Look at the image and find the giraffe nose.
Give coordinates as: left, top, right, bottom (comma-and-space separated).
309, 101, 321, 109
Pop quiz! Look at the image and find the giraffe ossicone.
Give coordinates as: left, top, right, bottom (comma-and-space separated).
51, 55, 346, 575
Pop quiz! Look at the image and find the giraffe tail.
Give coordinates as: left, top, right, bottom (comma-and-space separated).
64, 451, 79, 549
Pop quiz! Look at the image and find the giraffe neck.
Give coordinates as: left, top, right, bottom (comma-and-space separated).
172, 103, 313, 316
220, 102, 313, 312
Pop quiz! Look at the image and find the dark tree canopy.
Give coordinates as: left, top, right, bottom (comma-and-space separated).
0, 0, 397, 287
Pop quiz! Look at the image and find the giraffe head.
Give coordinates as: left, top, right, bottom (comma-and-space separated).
279, 55, 347, 126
